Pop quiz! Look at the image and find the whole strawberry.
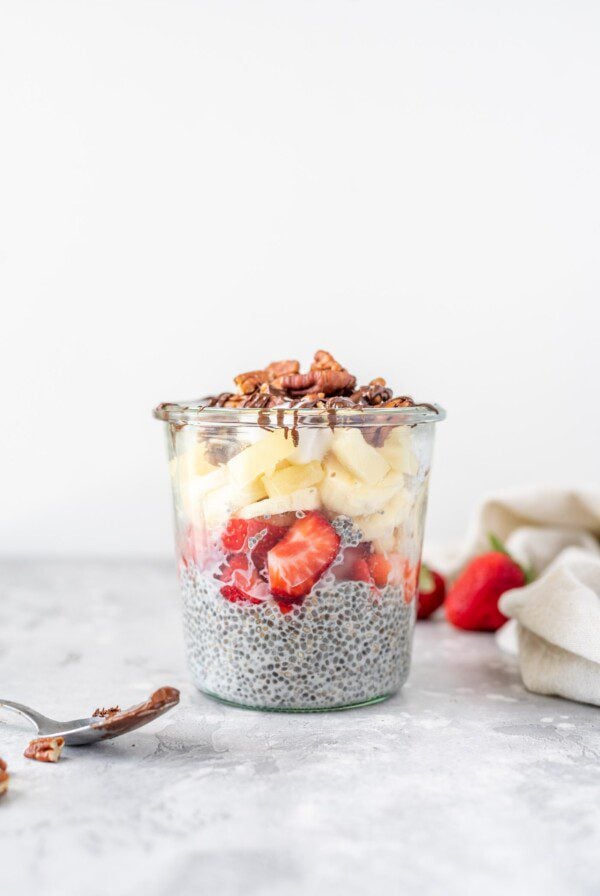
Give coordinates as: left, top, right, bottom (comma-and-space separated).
417, 565, 446, 620
445, 535, 529, 631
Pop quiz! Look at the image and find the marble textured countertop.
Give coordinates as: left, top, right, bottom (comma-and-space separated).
1, 559, 598, 896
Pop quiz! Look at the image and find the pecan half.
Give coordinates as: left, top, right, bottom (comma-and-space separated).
24, 736, 65, 763
234, 370, 268, 395
0, 758, 9, 796
264, 359, 299, 381
275, 369, 356, 396
311, 350, 344, 372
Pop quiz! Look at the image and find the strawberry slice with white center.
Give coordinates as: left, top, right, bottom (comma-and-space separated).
267, 512, 340, 601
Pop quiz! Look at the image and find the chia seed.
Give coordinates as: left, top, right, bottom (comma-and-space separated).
179, 564, 415, 710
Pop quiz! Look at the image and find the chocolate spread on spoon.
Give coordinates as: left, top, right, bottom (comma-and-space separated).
90, 686, 180, 739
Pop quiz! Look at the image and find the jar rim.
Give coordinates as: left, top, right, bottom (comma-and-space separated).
153, 401, 446, 427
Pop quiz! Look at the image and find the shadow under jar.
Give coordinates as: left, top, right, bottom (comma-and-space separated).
154, 403, 445, 711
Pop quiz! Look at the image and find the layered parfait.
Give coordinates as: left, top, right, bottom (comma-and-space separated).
155, 351, 443, 710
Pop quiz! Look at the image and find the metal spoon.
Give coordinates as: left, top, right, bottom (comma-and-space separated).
0, 686, 180, 746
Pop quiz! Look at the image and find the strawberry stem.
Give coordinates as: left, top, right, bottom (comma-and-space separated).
487, 532, 534, 584
418, 563, 435, 593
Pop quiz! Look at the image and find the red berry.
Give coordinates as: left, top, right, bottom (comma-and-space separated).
267, 512, 340, 601
332, 544, 371, 582
220, 585, 262, 605
417, 565, 446, 619
275, 599, 296, 615
222, 519, 248, 553
248, 522, 288, 579
352, 558, 373, 583
367, 553, 391, 588
217, 552, 249, 583
445, 552, 525, 631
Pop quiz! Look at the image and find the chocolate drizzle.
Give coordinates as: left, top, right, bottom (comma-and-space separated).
156, 352, 440, 445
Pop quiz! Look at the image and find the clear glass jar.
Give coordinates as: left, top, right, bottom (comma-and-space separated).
154, 402, 445, 711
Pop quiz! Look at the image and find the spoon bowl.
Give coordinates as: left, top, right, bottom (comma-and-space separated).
0, 687, 180, 746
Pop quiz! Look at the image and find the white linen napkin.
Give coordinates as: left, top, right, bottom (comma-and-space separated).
429, 486, 600, 707
500, 548, 600, 707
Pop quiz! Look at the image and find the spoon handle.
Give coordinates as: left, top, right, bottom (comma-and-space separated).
0, 700, 56, 733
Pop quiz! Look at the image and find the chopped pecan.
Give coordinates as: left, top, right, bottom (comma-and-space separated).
234, 361, 300, 396
223, 394, 245, 408
382, 396, 415, 408
24, 736, 65, 763
264, 359, 299, 381
0, 758, 9, 796
311, 350, 344, 372
92, 706, 121, 718
234, 370, 268, 394
351, 378, 393, 406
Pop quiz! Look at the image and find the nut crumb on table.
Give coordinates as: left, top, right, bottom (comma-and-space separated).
0, 758, 9, 795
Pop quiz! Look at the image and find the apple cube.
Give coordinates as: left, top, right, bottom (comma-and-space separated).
169, 441, 216, 480
355, 490, 410, 541
228, 429, 296, 487
378, 428, 419, 475
320, 456, 403, 517
235, 487, 320, 520
262, 461, 324, 498
331, 428, 390, 484
202, 477, 268, 527
287, 429, 333, 464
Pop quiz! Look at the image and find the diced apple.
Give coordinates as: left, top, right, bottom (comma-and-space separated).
331, 428, 390, 485
378, 428, 419, 475
287, 429, 333, 464
227, 429, 296, 487
262, 461, 324, 498
355, 490, 410, 541
191, 465, 229, 496
169, 441, 217, 480
202, 477, 268, 527
320, 456, 403, 517
235, 487, 321, 520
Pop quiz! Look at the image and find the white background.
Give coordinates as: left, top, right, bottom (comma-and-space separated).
1, 0, 598, 557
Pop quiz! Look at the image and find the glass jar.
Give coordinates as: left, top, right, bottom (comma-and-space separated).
154, 402, 445, 711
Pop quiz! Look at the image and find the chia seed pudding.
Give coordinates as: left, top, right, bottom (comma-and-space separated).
155, 350, 444, 710
181, 562, 415, 710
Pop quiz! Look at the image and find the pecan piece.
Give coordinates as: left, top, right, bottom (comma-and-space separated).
234, 370, 268, 395
0, 758, 9, 796
223, 394, 246, 408
351, 378, 393, 406
24, 736, 65, 763
92, 706, 121, 718
311, 351, 356, 394
276, 369, 356, 396
311, 350, 344, 372
264, 359, 299, 381
382, 396, 415, 408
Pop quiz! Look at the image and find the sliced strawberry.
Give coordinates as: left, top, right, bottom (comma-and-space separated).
275, 598, 296, 615
248, 522, 288, 579
367, 553, 392, 588
402, 559, 419, 603
220, 584, 262, 605
217, 552, 249, 583
221, 519, 248, 553
332, 544, 371, 582
179, 524, 209, 568
267, 512, 340, 600
352, 558, 373, 583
